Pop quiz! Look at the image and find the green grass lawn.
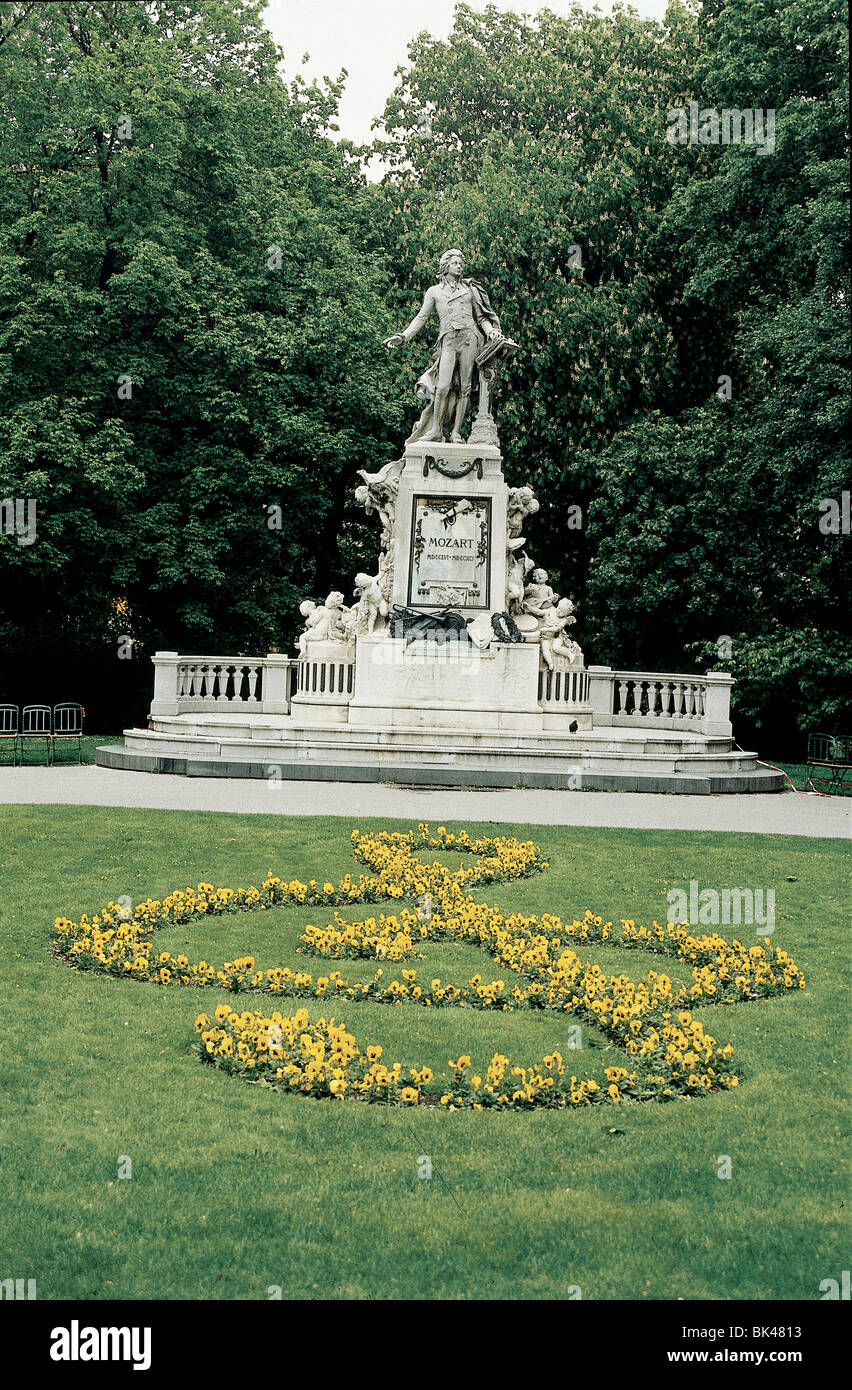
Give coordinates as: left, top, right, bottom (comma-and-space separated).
2, 733, 124, 769
0, 805, 848, 1300
765, 759, 852, 796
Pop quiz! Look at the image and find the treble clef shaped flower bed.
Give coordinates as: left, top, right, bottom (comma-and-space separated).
52, 825, 805, 1112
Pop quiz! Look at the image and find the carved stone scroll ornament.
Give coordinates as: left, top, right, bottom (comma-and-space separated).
423, 454, 484, 480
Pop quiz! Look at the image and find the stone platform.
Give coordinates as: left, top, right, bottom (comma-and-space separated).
97, 710, 785, 793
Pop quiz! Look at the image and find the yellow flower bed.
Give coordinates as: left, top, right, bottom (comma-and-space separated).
193, 1005, 735, 1110
53, 824, 804, 1112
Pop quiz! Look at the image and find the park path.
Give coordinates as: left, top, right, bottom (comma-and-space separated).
0, 765, 849, 838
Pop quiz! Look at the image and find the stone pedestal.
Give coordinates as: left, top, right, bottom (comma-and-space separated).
349, 633, 543, 731
391, 442, 507, 618
150, 651, 180, 717
538, 657, 594, 730
290, 641, 355, 723
261, 653, 294, 715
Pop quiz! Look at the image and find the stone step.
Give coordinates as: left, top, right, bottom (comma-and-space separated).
142, 716, 737, 758
97, 743, 786, 794
123, 725, 757, 773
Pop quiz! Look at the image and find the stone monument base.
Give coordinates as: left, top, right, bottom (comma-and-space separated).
100, 707, 784, 794
345, 634, 592, 732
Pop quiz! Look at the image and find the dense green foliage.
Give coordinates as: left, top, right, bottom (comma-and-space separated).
0, 0, 848, 745
0, 0, 404, 722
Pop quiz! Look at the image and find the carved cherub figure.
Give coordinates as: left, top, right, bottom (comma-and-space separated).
299, 591, 351, 646
376, 548, 394, 606
296, 598, 322, 657
523, 567, 557, 619
353, 572, 388, 635
539, 597, 580, 670
507, 485, 540, 541
355, 465, 401, 550
506, 545, 533, 614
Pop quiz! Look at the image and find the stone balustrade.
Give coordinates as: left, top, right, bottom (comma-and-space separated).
150, 651, 733, 738
587, 666, 734, 736
150, 652, 296, 718
290, 641, 356, 723
537, 664, 590, 708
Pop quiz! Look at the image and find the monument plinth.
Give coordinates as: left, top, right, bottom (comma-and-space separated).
392, 442, 506, 618
344, 422, 587, 731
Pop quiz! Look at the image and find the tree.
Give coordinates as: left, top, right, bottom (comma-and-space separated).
586, 0, 850, 747
0, 0, 403, 724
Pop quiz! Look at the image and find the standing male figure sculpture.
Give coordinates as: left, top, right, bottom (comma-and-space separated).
385, 249, 504, 443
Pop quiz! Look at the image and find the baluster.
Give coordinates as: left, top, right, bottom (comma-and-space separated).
617, 679, 629, 715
